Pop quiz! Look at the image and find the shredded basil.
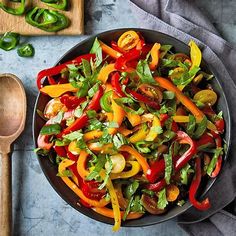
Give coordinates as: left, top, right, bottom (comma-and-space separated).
40, 124, 61, 135
157, 188, 168, 209
164, 151, 172, 185
90, 37, 102, 67
206, 148, 223, 176
186, 115, 196, 137
136, 60, 156, 84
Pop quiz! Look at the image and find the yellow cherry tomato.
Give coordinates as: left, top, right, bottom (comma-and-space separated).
44, 98, 65, 119
105, 154, 126, 174
117, 31, 140, 51
193, 89, 217, 106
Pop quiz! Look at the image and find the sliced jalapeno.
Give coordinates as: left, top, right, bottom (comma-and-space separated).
0, 32, 20, 51
17, 44, 35, 57
100, 90, 113, 112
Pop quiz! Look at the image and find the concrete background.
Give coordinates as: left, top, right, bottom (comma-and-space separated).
1, 0, 236, 235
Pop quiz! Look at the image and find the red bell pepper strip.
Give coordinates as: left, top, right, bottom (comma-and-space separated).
111, 72, 126, 97
159, 114, 169, 126
53, 145, 67, 157
146, 155, 179, 183
196, 133, 215, 150
82, 180, 106, 200
215, 119, 225, 134
171, 121, 179, 132
126, 88, 160, 110
37, 54, 95, 89
60, 94, 86, 110
174, 131, 197, 171
114, 48, 140, 71
47, 76, 57, 85
111, 41, 125, 53
86, 85, 104, 111
189, 157, 211, 210
145, 179, 166, 192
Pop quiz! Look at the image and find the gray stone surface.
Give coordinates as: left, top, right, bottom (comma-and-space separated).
1, 0, 236, 235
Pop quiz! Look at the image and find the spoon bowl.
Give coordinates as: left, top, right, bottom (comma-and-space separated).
0, 73, 26, 236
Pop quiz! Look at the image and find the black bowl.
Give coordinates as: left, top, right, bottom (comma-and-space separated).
33, 28, 231, 227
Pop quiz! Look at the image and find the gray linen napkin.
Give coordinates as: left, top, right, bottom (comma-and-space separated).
129, 0, 236, 235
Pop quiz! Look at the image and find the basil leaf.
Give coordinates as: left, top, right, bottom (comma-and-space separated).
206, 148, 223, 176
123, 196, 134, 221
90, 37, 102, 67
82, 59, 91, 78
136, 60, 156, 84
63, 130, 83, 141
86, 110, 97, 118
86, 155, 106, 181
51, 111, 64, 124
160, 45, 172, 58
57, 169, 72, 177
125, 181, 139, 199
186, 115, 196, 137
157, 188, 168, 209
142, 189, 155, 197
193, 116, 207, 139
76, 81, 89, 98
130, 195, 145, 213
66, 117, 75, 126
107, 121, 119, 128
74, 107, 83, 118
164, 151, 172, 185
161, 59, 179, 68
40, 124, 61, 135
88, 83, 99, 98
180, 163, 194, 185
99, 155, 112, 190
55, 139, 70, 146
113, 133, 128, 149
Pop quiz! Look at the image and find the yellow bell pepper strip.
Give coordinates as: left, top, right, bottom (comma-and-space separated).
172, 115, 217, 131
145, 115, 161, 141
97, 63, 116, 84
129, 123, 149, 143
149, 43, 161, 70
108, 94, 125, 135
155, 77, 204, 121
115, 184, 128, 210
99, 40, 122, 59
99, 170, 121, 231
88, 143, 114, 154
77, 151, 90, 179
106, 112, 113, 122
110, 161, 140, 179
189, 40, 202, 69
83, 130, 103, 141
92, 207, 143, 220
119, 145, 150, 174
127, 111, 142, 127
40, 83, 77, 98
58, 159, 109, 207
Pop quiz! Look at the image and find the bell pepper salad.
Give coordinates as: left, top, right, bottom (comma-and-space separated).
35, 30, 226, 231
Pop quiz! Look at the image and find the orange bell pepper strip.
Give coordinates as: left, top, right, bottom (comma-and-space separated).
155, 77, 204, 120
117, 126, 133, 136
149, 43, 161, 70
40, 83, 77, 98
108, 93, 125, 135
99, 40, 122, 59
92, 207, 143, 220
58, 159, 109, 207
127, 111, 142, 127
77, 150, 90, 179
83, 130, 103, 141
97, 63, 116, 84
119, 145, 150, 174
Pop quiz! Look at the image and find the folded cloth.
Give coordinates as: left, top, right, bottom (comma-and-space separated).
129, 0, 236, 235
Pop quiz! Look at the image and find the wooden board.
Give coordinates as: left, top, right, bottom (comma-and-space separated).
0, 0, 84, 35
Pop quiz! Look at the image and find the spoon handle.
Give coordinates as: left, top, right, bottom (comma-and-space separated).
0, 153, 12, 236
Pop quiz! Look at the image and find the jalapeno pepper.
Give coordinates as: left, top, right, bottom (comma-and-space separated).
17, 44, 35, 57
0, 32, 20, 51
41, 0, 67, 10
25, 7, 69, 32
37, 54, 95, 89
0, 0, 25, 15
189, 157, 210, 210
100, 90, 113, 112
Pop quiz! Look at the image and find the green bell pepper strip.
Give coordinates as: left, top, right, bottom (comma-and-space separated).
40, 124, 61, 135
41, 0, 68, 11
17, 44, 35, 57
0, 0, 25, 15
100, 90, 113, 112
25, 7, 69, 32
0, 32, 20, 51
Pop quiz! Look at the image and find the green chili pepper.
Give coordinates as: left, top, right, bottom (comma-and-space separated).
41, 0, 68, 11
206, 148, 223, 176
17, 44, 35, 57
0, 32, 20, 51
40, 124, 61, 135
0, 0, 25, 15
25, 7, 69, 32
100, 90, 113, 112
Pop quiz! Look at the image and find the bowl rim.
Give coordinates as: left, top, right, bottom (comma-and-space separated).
33, 27, 232, 227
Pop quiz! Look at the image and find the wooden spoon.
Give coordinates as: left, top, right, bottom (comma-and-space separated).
0, 74, 26, 236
